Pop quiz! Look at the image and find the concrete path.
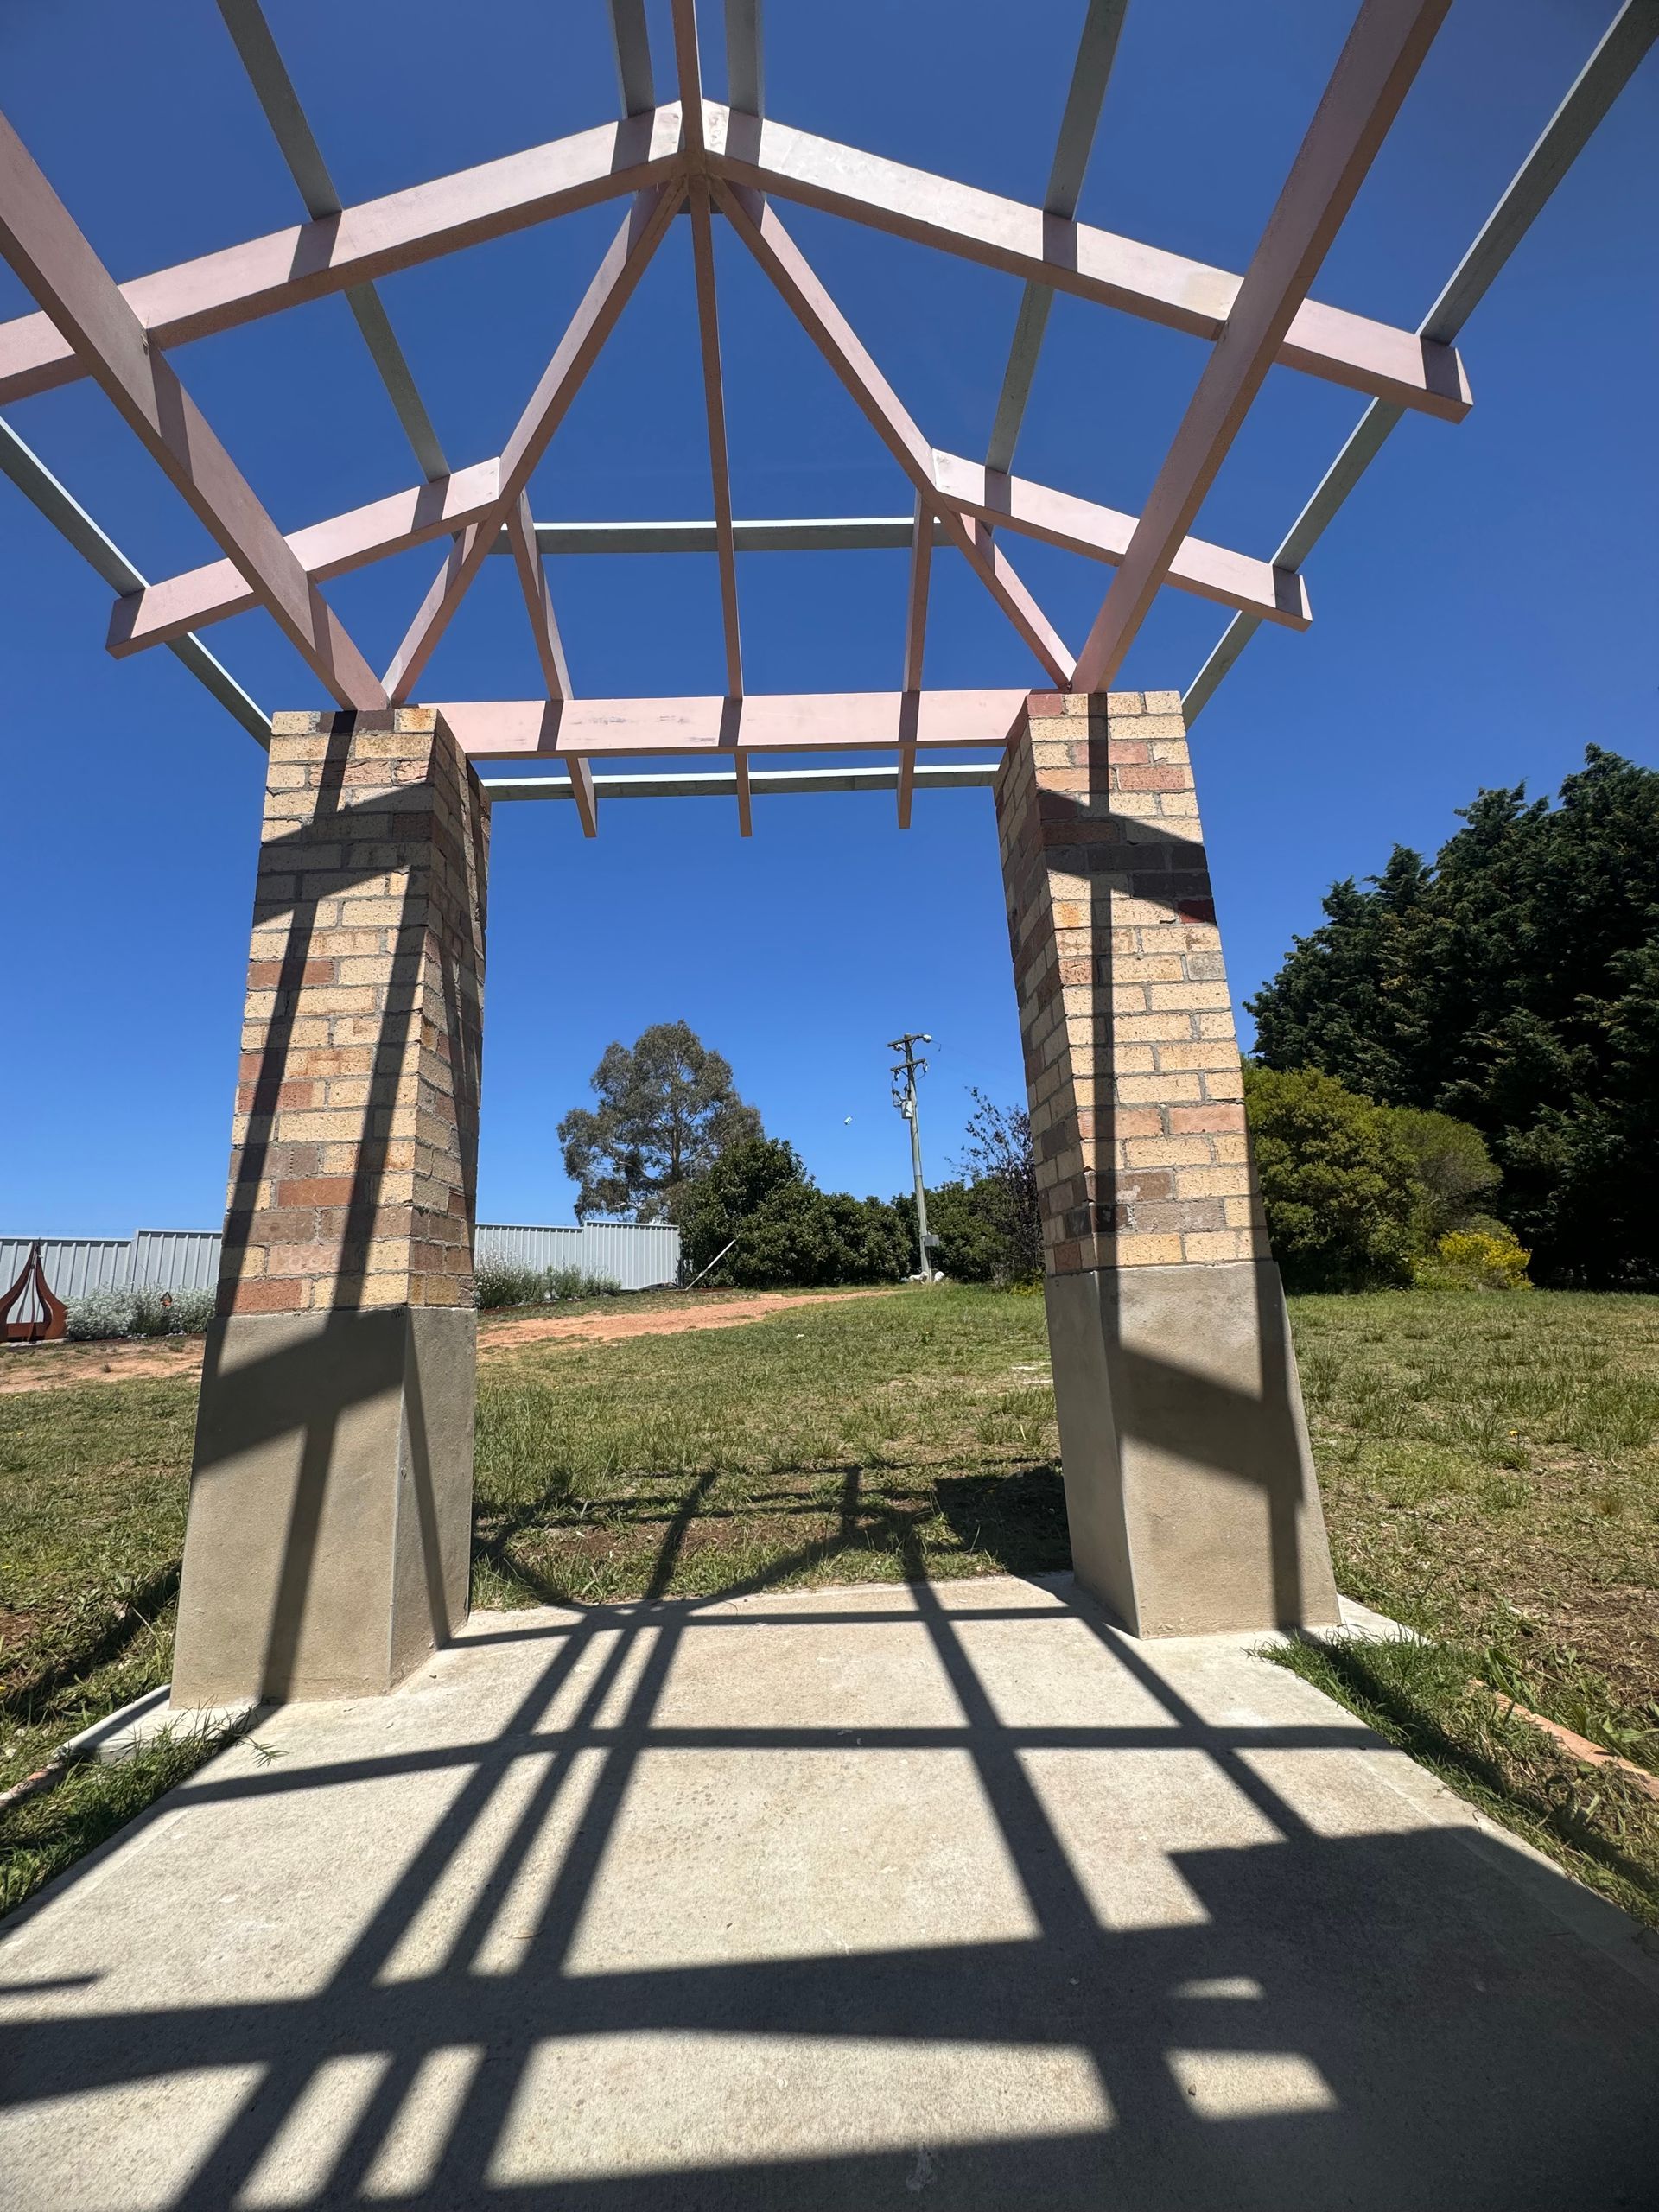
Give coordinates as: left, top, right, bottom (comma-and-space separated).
2, 1575, 1656, 2209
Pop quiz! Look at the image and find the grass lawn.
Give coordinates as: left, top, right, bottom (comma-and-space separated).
2, 1284, 1655, 1924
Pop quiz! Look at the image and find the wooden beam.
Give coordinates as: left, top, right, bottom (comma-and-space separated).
505, 491, 571, 702
106, 458, 501, 654
715, 181, 1073, 684
1185, 0, 1659, 728
0, 110, 683, 406
988, 0, 1128, 474
0, 104, 385, 709
898, 490, 931, 829
435, 689, 1030, 760
673, 2, 748, 753
1073, 0, 1452, 694
704, 103, 1471, 421
608, 0, 656, 115
384, 186, 681, 701
930, 449, 1309, 626
568, 752, 600, 836
217, 0, 449, 480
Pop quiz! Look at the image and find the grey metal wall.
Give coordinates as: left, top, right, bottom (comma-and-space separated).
130, 1230, 224, 1293
3, 1222, 681, 1300
476, 1221, 680, 1291
0, 1238, 131, 1301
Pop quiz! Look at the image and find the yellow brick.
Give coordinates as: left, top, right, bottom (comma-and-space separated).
1154, 1039, 1238, 1071
1182, 1230, 1256, 1263
1174, 1166, 1252, 1198
1116, 1071, 1202, 1104
1122, 1135, 1213, 1168
1116, 1013, 1197, 1043
1114, 1233, 1184, 1267
1148, 982, 1231, 1012
1112, 955, 1185, 983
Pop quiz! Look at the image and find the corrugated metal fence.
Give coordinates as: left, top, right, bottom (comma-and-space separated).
1, 1222, 681, 1302
477, 1221, 680, 1289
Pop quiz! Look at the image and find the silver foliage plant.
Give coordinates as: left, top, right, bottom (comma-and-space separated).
64, 1284, 217, 1340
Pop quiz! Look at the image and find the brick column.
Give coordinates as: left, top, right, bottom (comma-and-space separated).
173, 708, 489, 1705
996, 691, 1338, 1635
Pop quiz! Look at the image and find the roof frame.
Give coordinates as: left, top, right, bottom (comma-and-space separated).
0, 0, 1644, 824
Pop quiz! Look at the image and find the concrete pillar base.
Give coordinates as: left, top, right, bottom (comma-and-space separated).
1046, 1259, 1339, 1637
171, 1306, 476, 1707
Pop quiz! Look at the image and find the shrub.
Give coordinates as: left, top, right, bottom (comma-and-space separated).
1417, 1223, 1533, 1291
731, 1184, 909, 1290
674, 1137, 806, 1281
472, 1262, 620, 1309
893, 1179, 1035, 1285
1379, 1105, 1500, 1252
1243, 1064, 1415, 1292
165, 1287, 217, 1333
64, 1286, 141, 1341
63, 1283, 220, 1339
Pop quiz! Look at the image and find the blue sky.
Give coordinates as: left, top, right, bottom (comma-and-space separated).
1, 0, 1653, 1236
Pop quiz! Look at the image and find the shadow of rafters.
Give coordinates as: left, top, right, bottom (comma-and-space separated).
3, 1549, 1656, 2209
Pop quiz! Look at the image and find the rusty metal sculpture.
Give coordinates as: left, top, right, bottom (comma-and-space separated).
0, 1238, 68, 1344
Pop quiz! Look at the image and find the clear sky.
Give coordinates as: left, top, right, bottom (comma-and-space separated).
1, 1, 1653, 1236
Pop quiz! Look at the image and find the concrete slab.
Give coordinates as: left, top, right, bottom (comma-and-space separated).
2, 1574, 1656, 2210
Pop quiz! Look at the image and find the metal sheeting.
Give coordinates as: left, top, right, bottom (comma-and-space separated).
478, 1221, 681, 1290
3, 1223, 683, 1301
0, 1239, 131, 1302
130, 1230, 224, 1293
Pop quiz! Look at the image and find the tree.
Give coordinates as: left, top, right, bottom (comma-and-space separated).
675, 1135, 910, 1288
1248, 748, 1659, 1282
952, 1089, 1043, 1281
1378, 1106, 1499, 1253
674, 1136, 805, 1278
892, 1181, 1007, 1282
1242, 1065, 1415, 1292
557, 1021, 761, 1220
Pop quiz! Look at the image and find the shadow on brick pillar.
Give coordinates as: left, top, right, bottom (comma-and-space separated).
172, 707, 489, 1706
995, 690, 1338, 1637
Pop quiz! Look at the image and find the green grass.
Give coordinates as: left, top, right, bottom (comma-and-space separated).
0, 1718, 250, 1920
3, 1283, 1656, 1926
1288, 1291, 1659, 1760
473, 1287, 1065, 1606
0, 1380, 197, 1796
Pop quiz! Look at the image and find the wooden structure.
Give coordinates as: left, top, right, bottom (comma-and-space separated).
0, 2, 1648, 1698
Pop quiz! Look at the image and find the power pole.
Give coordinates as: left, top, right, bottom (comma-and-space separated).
888, 1032, 936, 1283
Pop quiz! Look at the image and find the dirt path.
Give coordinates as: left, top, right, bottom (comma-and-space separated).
0, 1287, 899, 1395
0, 1338, 205, 1395
479, 1287, 895, 1356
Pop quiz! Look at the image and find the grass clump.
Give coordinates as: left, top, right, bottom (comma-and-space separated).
1, 1719, 247, 1919
1265, 1630, 1658, 1929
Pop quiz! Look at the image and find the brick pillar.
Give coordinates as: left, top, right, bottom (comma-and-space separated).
996, 691, 1338, 1636
173, 708, 489, 1705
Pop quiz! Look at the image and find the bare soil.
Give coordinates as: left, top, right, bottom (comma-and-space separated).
477, 1287, 895, 1356
0, 1287, 899, 1395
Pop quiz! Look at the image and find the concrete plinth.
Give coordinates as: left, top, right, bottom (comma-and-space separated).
1046, 1261, 1338, 1635
172, 1306, 477, 1705
174, 706, 488, 1707
998, 691, 1338, 1635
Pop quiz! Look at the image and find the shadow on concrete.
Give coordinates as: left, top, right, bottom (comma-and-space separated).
3, 1508, 1657, 2205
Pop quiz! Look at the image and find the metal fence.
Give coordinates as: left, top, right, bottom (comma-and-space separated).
2, 1221, 681, 1302
476, 1221, 680, 1291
